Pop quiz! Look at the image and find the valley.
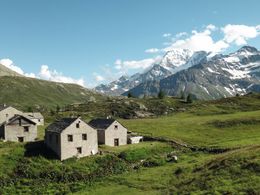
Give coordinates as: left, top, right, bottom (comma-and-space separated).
0, 92, 259, 194
1, 2, 260, 194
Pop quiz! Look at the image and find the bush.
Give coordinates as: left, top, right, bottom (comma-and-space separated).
143, 156, 166, 167
119, 149, 150, 163
186, 93, 193, 103
158, 90, 166, 99
127, 92, 134, 98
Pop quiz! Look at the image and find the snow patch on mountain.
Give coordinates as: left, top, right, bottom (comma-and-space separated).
160, 49, 194, 71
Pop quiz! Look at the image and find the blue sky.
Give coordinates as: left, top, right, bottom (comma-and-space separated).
0, 0, 260, 87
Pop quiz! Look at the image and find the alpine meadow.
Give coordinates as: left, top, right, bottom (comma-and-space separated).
0, 1, 260, 195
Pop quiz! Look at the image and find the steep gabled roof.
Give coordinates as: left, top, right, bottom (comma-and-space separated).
5, 114, 36, 125
88, 118, 116, 130
46, 118, 78, 133
24, 112, 44, 119
0, 105, 10, 112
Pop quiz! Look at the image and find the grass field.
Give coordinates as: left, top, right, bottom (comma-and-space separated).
0, 141, 176, 194
76, 145, 260, 194
120, 110, 260, 149
0, 93, 260, 194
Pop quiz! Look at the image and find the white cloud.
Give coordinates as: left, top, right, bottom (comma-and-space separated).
145, 48, 160, 53
38, 65, 85, 86
0, 58, 25, 75
93, 72, 105, 82
206, 24, 217, 31
24, 73, 36, 78
222, 24, 260, 45
163, 26, 229, 53
0, 58, 86, 86
163, 33, 171, 38
115, 56, 162, 71
162, 24, 260, 54
175, 32, 188, 39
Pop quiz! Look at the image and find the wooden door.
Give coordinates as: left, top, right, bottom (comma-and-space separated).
114, 138, 119, 146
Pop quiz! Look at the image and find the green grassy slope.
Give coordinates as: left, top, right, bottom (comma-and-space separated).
0, 76, 104, 109
77, 145, 260, 195
119, 93, 260, 149
121, 110, 260, 148
0, 92, 260, 194
0, 141, 173, 194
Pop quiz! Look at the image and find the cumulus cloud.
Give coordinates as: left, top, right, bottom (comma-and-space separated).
93, 72, 105, 82
38, 65, 85, 86
0, 58, 86, 86
115, 56, 162, 71
175, 32, 188, 39
145, 48, 160, 53
163, 33, 171, 38
0, 58, 25, 75
222, 24, 260, 45
206, 24, 217, 31
162, 24, 260, 54
24, 73, 36, 78
163, 26, 229, 53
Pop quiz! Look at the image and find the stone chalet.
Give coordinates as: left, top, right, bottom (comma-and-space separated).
45, 117, 98, 161
89, 118, 127, 147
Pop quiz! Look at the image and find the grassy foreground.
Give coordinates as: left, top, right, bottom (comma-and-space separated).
0, 141, 175, 194
0, 93, 260, 194
76, 145, 260, 194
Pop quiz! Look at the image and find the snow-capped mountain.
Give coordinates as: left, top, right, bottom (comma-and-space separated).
95, 49, 207, 95
94, 64, 172, 95
160, 49, 194, 70
124, 46, 260, 99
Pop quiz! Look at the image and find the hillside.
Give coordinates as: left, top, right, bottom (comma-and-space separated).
0, 76, 104, 110
55, 92, 260, 121
79, 145, 260, 194
0, 63, 23, 77
0, 93, 260, 194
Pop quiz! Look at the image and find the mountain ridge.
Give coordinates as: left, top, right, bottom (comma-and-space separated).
124, 46, 260, 99
95, 49, 208, 95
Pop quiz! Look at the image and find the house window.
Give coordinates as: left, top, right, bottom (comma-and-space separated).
55, 135, 59, 144
76, 147, 82, 154
76, 122, 80, 128
24, 126, 29, 132
114, 125, 118, 130
6, 114, 8, 118
82, 134, 87, 140
18, 137, 24, 142
19, 119, 22, 126
68, 135, 73, 142
38, 119, 41, 122
49, 134, 52, 142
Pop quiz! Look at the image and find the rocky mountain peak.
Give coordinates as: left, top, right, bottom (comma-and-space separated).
160, 48, 194, 70
237, 46, 258, 53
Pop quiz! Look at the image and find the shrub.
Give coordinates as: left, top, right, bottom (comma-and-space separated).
158, 90, 166, 99
143, 156, 166, 167
127, 92, 134, 98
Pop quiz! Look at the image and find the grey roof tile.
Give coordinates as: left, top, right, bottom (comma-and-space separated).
46, 118, 78, 133
88, 118, 115, 130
